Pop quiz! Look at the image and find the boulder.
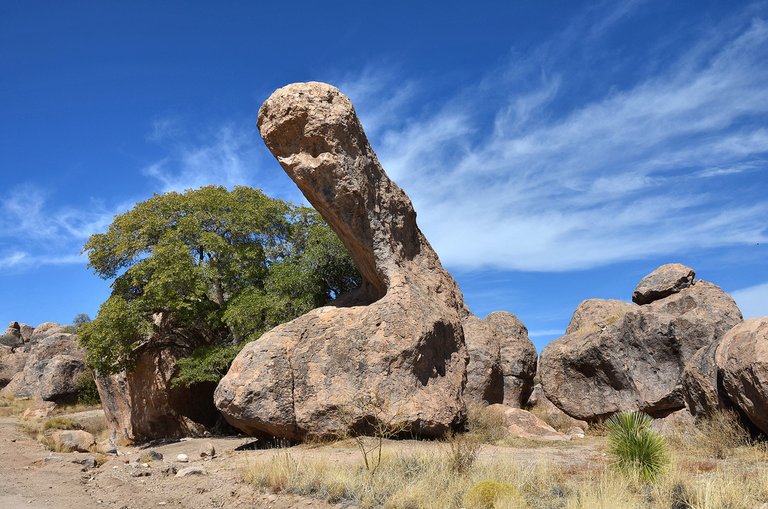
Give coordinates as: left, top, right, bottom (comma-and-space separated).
540, 275, 742, 422
215, 82, 469, 440
715, 317, 768, 434
0, 333, 86, 403
485, 405, 569, 441
46, 429, 95, 453
463, 312, 537, 407
526, 384, 588, 431
681, 340, 727, 417
632, 263, 695, 305
29, 322, 65, 342
96, 338, 220, 442
19, 324, 34, 342
651, 408, 696, 437
1, 322, 24, 347
0, 345, 28, 388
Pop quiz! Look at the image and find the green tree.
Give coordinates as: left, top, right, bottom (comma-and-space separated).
79, 185, 360, 386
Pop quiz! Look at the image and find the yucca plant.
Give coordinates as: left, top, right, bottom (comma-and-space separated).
606, 411, 669, 482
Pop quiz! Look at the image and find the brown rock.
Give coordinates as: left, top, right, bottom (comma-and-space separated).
1, 322, 23, 347
47, 429, 95, 453
0, 333, 86, 403
215, 82, 468, 440
486, 405, 569, 441
526, 384, 588, 431
651, 408, 696, 437
681, 340, 726, 417
97, 339, 220, 442
715, 317, 768, 434
540, 277, 742, 422
632, 263, 695, 305
0, 345, 27, 388
463, 312, 537, 407
29, 322, 66, 341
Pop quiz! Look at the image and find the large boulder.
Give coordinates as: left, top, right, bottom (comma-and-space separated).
715, 317, 768, 434
485, 405, 569, 441
0, 332, 86, 403
1, 322, 24, 347
540, 274, 742, 422
96, 319, 221, 442
29, 322, 66, 342
463, 312, 537, 407
526, 384, 588, 432
0, 345, 27, 388
215, 82, 469, 440
632, 263, 695, 305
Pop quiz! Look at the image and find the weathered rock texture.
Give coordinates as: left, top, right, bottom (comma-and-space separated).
215, 82, 469, 440
486, 405, 569, 441
632, 263, 695, 305
96, 322, 220, 441
0, 346, 27, 388
681, 340, 727, 417
715, 317, 768, 434
463, 312, 536, 407
1, 331, 86, 403
540, 271, 742, 422
526, 384, 588, 432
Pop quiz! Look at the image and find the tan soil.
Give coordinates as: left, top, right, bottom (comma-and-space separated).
0, 410, 605, 509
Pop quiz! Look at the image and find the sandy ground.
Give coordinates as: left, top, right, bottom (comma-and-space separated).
0, 410, 604, 509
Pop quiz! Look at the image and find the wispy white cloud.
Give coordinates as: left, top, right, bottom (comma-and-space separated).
731, 281, 768, 319
347, 5, 768, 271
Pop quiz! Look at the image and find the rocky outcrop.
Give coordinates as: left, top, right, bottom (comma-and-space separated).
540, 269, 742, 422
632, 263, 695, 305
1, 332, 86, 403
29, 322, 66, 342
463, 312, 537, 407
715, 317, 768, 435
96, 322, 221, 442
485, 405, 569, 441
215, 82, 469, 440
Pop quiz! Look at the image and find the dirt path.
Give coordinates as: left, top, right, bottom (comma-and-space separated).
0, 411, 605, 509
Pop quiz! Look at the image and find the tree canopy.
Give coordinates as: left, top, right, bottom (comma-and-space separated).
79, 185, 360, 385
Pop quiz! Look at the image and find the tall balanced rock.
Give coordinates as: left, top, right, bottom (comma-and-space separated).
540, 265, 742, 422
215, 82, 468, 439
463, 312, 536, 407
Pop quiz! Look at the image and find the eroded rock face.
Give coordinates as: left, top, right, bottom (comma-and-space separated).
526, 384, 588, 432
681, 340, 726, 417
97, 341, 220, 442
0, 332, 86, 403
215, 82, 469, 440
540, 275, 742, 422
632, 263, 695, 305
715, 317, 768, 434
463, 312, 536, 407
485, 405, 569, 441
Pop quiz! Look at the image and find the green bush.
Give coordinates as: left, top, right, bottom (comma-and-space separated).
74, 370, 101, 405
463, 480, 527, 509
606, 411, 669, 482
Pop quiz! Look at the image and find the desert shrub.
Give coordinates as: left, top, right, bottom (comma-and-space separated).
466, 403, 508, 444
463, 480, 527, 509
446, 432, 481, 473
694, 410, 751, 458
606, 411, 668, 482
75, 370, 101, 405
43, 417, 80, 431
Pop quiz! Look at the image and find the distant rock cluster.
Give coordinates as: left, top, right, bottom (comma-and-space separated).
1, 322, 87, 404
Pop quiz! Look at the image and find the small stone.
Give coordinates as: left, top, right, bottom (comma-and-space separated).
199, 442, 215, 458
130, 471, 151, 477
72, 456, 98, 469
147, 450, 163, 461
176, 454, 189, 463
175, 466, 206, 477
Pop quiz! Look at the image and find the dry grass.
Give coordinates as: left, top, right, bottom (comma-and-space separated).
242, 413, 768, 509
0, 395, 34, 417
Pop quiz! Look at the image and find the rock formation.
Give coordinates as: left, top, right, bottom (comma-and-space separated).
680, 340, 726, 417
463, 312, 536, 407
215, 82, 469, 440
526, 384, 588, 432
540, 265, 742, 422
1, 327, 87, 404
485, 405, 570, 441
0, 346, 27, 388
715, 317, 768, 435
96, 317, 220, 441
632, 263, 695, 305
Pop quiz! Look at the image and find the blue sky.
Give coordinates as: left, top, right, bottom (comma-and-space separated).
1, 1, 766, 350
